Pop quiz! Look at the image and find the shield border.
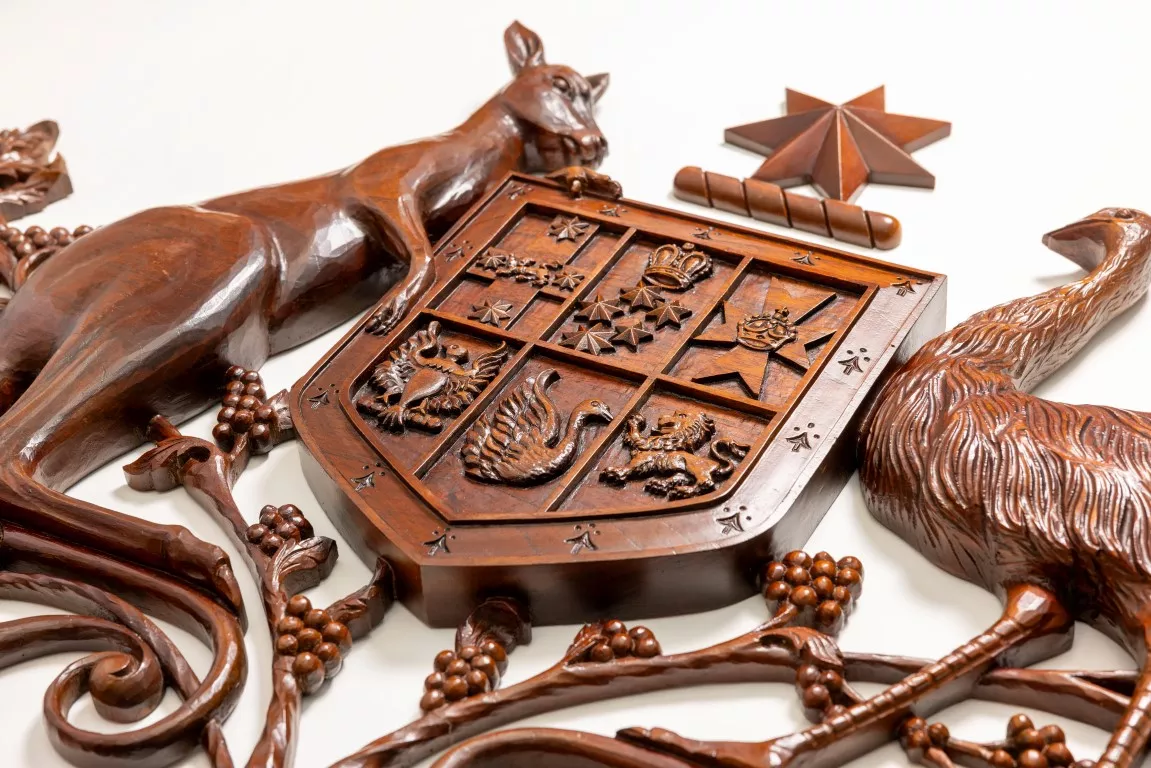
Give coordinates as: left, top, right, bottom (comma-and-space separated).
291, 174, 944, 626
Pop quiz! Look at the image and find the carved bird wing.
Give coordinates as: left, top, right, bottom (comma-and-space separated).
422, 343, 510, 416
461, 368, 560, 482
370, 321, 442, 397
943, 393, 1151, 582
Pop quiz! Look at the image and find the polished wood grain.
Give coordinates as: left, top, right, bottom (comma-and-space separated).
0, 120, 72, 221
672, 167, 901, 250
0, 20, 610, 768
0, 20, 609, 615
291, 175, 945, 627
613, 208, 1151, 768
726, 86, 950, 202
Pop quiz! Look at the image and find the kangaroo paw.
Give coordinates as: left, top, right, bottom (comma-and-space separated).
545, 166, 623, 199
365, 296, 407, 336
616, 727, 779, 768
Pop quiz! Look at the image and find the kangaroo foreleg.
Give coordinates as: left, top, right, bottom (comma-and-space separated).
364, 195, 437, 336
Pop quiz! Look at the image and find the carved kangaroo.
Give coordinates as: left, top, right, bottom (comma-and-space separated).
0, 21, 611, 614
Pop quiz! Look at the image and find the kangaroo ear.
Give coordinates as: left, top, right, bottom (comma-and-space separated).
504, 21, 546, 73
587, 72, 610, 103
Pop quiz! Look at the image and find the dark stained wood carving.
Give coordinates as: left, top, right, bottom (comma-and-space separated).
461, 368, 614, 484
587, 208, 1151, 768
726, 86, 951, 201
673, 166, 902, 250
599, 411, 749, 499
0, 120, 72, 221
0, 20, 611, 768
0, 17, 608, 619
356, 321, 510, 433
291, 174, 945, 627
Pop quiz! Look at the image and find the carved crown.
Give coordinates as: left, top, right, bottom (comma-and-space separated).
643, 243, 713, 290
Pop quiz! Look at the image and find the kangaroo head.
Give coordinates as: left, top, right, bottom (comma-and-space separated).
498, 21, 609, 171
1043, 207, 1151, 271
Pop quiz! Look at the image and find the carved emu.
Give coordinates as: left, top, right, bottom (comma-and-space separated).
622, 208, 1151, 767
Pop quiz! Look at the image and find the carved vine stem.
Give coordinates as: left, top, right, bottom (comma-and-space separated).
124, 368, 395, 768
334, 551, 1137, 768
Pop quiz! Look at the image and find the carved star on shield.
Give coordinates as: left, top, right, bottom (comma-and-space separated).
692, 280, 839, 397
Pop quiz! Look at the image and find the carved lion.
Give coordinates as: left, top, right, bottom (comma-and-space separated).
600, 412, 749, 500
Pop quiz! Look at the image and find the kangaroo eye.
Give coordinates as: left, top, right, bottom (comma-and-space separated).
553, 76, 571, 94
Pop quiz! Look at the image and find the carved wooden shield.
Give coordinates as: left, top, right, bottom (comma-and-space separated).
290, 175, 944, 626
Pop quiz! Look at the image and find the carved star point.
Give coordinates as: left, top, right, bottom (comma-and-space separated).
610, 318, 654, 351
468, 298, 514, 326
725, 86, 950, 201
646, 300, 692, 329
619, 281, 665, 311
692, 280, 839, 397
559, 324, 616, 355
548, 215, 591, 242
576, 293, 626, 323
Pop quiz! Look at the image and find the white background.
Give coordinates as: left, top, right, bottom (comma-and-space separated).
3, 1, 1151, 765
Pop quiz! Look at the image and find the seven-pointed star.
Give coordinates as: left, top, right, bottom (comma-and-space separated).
725, 86, 951, 201
559, 324, 616, 355
611, 318, 654, 351
576, 293, 626, 323
693, 279, 838, 397
468, 298, 513, 327
646, 300, 692, 329
548, 215, 591, 242
619, 281, 665, 311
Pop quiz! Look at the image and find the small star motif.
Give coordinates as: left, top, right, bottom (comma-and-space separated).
477, 250, 512, 270
351, 472, 375, 491
307, 391, 330, 409
619, 281, 665, 311
646, 300, 693, 329
576, 293, 626, 323
792, 250, 817, 266
548, 215, 591, 242
693, 226, 719, 240
552, 269, 585, 291
611, 318, 654, 351
507, 184, 528, 200
600, 205, 627, 217
469, 298, 514, 326
559, 324, 616, 355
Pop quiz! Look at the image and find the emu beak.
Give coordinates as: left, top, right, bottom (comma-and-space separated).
1042, 216, 1109, 272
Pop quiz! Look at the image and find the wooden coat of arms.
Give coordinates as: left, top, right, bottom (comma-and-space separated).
290, 175, 944, 626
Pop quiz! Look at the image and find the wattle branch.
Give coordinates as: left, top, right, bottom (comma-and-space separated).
124, 368, 395, 768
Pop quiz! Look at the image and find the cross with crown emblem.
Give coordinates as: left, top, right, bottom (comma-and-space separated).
692, 279, 839, 397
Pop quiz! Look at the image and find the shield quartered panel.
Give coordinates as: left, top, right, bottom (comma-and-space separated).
291, 174, 945, 626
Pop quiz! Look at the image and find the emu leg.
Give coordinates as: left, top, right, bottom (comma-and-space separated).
1096, 629, 1151, 768
619, 584, 1073, 768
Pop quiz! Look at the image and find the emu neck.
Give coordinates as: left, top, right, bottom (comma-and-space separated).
927, 233, 1151, 393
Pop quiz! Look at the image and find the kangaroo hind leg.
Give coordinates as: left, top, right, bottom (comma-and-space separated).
0, 319, 249, 615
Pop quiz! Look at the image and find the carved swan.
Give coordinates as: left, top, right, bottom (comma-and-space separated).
461, 367, 613, 485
